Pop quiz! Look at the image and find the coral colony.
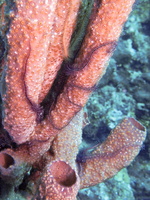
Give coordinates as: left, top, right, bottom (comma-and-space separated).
0, 0, 146, 199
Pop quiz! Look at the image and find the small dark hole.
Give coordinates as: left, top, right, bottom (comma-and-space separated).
0, 153, 15, 168
50, 161, 77, 187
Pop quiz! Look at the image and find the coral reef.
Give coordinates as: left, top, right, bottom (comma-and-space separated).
0, 0, 148, 199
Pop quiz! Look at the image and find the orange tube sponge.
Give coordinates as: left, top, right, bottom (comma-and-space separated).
0, 149, 31, 186
48, 0, 135, 130
4, 0, 80, 144
79, 118, 146, 189
4, 0, 58, 144
37, 160, 80, 200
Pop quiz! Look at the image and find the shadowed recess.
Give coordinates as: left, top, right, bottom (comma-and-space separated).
50, 161, 77, 187
0, 153, 15, 168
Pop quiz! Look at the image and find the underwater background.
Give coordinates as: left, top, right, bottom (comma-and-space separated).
0, 0, 149, 199
78, 0, 150, 199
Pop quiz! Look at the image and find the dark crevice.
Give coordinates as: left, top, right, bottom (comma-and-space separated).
40, 60, 71, 120
0, 129, 17, 151
0, 36, 6, 66
141, 20, 150, 36
69, 0, 95, 61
